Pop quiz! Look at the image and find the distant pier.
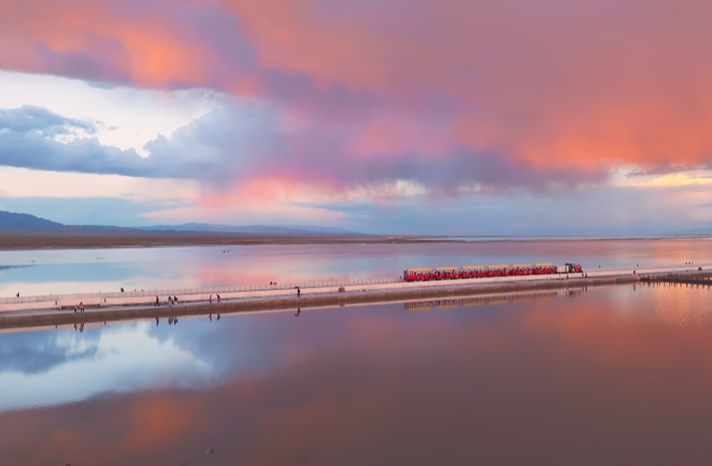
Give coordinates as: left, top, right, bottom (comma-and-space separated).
642, 272, 712, 287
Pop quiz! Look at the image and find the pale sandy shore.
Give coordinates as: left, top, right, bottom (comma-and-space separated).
2, 264, 709, 331
0, 233, 427, 250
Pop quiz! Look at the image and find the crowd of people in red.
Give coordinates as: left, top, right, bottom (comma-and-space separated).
403, 263, 580, 282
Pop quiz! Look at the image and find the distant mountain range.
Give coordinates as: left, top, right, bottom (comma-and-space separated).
5, 209, 712, 238
0, 210, 361, 236
0, 210, 66, 232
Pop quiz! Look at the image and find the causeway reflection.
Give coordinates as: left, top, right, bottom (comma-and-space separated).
2, 283, 712, 465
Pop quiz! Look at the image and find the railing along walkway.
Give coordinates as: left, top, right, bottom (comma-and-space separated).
0, 277, 398, 306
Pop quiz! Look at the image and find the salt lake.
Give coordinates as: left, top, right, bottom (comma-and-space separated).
1, 237, 712, 465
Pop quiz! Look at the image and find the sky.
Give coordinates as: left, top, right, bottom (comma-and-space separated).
1, 0, 712, 235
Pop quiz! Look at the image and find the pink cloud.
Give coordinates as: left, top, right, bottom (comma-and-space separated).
344, 114, 455, 159
225, 0, 712, 172
2, 0, 712, 198
0, 0, 215, 87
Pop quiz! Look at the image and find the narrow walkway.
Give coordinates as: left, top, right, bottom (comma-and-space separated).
1, 263, 710, 330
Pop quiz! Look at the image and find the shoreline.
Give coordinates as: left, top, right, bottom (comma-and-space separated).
1, 233, 710, 250
3, 266, 709, 331
0, 234, 404, 250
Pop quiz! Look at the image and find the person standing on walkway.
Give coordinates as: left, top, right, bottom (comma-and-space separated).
296, 287, 301, 298
155, 296, 160, 307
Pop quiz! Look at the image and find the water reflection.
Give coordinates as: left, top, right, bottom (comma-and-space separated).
3, 285, 712, 464
403, 289, 573, 311
0, 323, 214, 411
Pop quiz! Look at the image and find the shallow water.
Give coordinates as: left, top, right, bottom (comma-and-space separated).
1, 237, 710, 297
2, 282, 712, 465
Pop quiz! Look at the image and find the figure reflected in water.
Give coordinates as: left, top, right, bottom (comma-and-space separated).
295, 307, 301, 317
217, 313, 221, 320
155, 316, 159, 326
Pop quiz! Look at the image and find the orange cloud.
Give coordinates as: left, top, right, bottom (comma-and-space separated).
226, 0, 712, 173
3, 0, 712, 192
200, 175, 337, 207
0, 0, 210, 87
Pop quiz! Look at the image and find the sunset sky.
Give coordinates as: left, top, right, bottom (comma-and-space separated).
1, 0, 711, 235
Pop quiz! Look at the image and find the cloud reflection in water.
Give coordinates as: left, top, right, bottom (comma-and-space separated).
0, 322, 214, 411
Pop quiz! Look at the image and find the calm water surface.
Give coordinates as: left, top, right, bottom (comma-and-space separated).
1, 237, 711, 296
1, 282, 712, 465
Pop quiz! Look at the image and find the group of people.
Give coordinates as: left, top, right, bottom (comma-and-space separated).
154, 295, 179, 307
